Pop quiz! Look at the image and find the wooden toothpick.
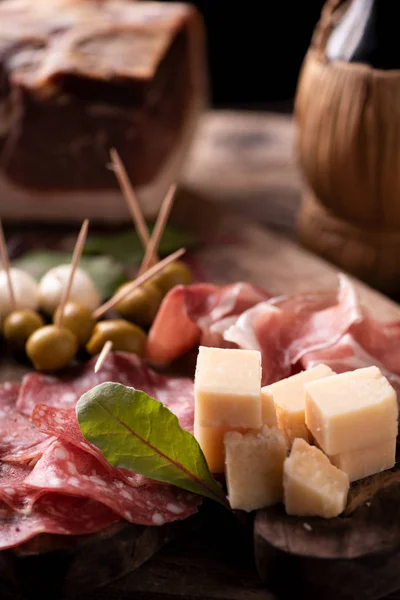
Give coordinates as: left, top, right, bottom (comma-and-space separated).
138, 183, 177, 275
55, 219, 89, 328
110, 148, 158, 266
0, 219, 16, 311
93, 247, 185, 320
94, 340, 113, 373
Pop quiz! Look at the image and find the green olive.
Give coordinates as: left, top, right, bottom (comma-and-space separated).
86, 319, 147, 357
152, 261, 193, 294
53, 301, 96, 346
26, 325, 78, 372
3, 309, 45, 350
115, 281, 163, 327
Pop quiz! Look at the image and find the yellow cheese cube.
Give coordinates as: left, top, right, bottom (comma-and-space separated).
260, 387, 277, 426
265, 364, 335, 444
194, 422, 248, 473
329, 437, 396, 482
305, 366, 398, 455
195, 389, 277, 473
194, 346, 262, 428
224, 426, 288, 511
283, 438, 349, 518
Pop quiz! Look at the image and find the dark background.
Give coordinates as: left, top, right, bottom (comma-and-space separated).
166, 0, 327, 109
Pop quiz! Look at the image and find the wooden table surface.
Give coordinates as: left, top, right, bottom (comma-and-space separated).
181, 110, 302, 239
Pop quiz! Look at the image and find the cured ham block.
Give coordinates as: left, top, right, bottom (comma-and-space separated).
0, 0, 207, 222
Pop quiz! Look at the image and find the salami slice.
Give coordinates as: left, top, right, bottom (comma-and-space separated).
17, 353, 195, 432
0, 382, 52, 463
0, 462, 44, 512
31, 405, 149, 487
25, 440, 201, 526
0, 495, 119, 551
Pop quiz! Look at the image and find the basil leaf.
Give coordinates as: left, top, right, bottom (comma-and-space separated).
76, 382, 228, 507
13, 252, 126, 299
83, 225, 199, 265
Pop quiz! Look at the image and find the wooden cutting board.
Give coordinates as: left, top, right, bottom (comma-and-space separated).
3, 110, 400, 599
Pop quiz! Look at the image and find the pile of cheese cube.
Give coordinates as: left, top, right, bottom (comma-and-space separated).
193, 346, 398, 518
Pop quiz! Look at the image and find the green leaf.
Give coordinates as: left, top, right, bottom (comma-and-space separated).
76, 382, 228, 508
83, 224, 199, 265
13, 252, 127, 299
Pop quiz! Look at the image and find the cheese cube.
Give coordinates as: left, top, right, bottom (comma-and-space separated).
283, 438, 349, 518
194, 422, 248, 473
329, 437, 396, 482
195, 389, 277, 473
305, 366, 398, 455
224, 426, 287, 511
261, 387, 277, 426
265, 364, 335, 444
194, 346, 262, 428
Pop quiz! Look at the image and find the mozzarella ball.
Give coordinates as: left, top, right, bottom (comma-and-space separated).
38, 265, 101, 315
0, 268, 39, 320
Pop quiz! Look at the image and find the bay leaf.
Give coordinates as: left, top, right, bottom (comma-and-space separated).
76, 382, 228, 507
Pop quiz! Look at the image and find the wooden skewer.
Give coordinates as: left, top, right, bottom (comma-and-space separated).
138, 183, 177, 276
94, 340, 113, 373
55, 219, 89, 328
93, 247, 185, 320
110, 148, 158, 267
0, 219, 16, 311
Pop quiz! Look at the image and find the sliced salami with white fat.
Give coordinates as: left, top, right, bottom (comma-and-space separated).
0, 495, 119, 551
17, 353, 195, 431
31, 405, 152, 487
0, 462, 45, 512
25, 440, 201, 526
0, 382, 52, 463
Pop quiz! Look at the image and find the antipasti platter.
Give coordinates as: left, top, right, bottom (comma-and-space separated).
1, 2, 400, 600
2, 178, 400, 600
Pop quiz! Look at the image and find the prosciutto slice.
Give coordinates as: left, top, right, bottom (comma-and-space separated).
146, 282, 270, 364
302, 334, 400, 395
224, 275, 362, 384
146, 274, 400, 392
